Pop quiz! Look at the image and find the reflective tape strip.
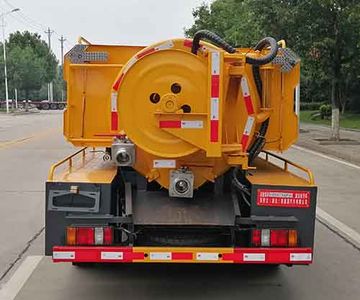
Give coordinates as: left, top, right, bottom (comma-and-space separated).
111, 92, 117, 112
159, 120, 203, 129
153, 159, 176, 168
181, 120, 203, 128
122, 56, 137, 74
290, 253, 312, 262
241, 116, 255, 150
53, 246, 313, 264
155, 40, 174, 51
53, 251, 75, 260
149, 252, 172, 261
243, 253, 265, 262
210, 120, 219, 142
211, 52, 220, 75
240, 77, 255, 115
112, 73, 125, 91
111, 112, 118, 131
196, 253, 219, 261
110, 92, 118, 131
211, 98, 219, 120
183, 39, 193, 48
113, 40, 174, 92
210, 52, 220, 143
101, 252, 124, 260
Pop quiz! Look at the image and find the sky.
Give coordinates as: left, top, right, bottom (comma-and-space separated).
1, 0, 210, 61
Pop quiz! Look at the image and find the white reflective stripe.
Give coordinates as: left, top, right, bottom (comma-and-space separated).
210, 97, 219, 120
149, 252, 172, 260
243, 253, 265, 262
240, 77, 250, 96
153, 159, 176, 168
196, 253, 219, 261
243, 116, 255, 135
181, 121, 203, 128
101, 252, 124, 260
290, 253, 312, 262
155, 40, 174, 51
122, 56, 137, 74
211, 52, 220, 75
53, 251, 75, 260
295, 84, 300, 116
111, 92, 118, 112
261, 229, 270, 247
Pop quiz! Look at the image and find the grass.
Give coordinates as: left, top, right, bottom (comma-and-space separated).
300, 110, 360, 130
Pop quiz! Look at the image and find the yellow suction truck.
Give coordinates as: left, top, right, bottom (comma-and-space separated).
46, 31, 317, 265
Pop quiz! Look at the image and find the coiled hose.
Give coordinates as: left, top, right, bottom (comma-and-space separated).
191, 30, 236, 55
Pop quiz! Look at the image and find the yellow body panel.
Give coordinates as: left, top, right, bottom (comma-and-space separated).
63, 38, 300, 189
48, 149, 117, 184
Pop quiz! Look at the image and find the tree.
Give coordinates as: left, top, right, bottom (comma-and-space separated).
0, 31, 58, 101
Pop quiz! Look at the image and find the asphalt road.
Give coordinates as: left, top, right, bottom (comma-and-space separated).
0, 111, 360, 299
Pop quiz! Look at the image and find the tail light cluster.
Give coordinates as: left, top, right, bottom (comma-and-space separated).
252, 229, 298, 247
66, 226, 113, 246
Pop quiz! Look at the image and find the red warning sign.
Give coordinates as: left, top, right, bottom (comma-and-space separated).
257, 189, 311, 208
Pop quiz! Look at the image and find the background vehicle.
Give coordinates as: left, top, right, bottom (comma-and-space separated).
46, 31, 317, 266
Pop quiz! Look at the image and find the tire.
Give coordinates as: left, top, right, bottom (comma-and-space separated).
58, 103, 65, 110
50, 103, 57, 110
42, 103, 50, 110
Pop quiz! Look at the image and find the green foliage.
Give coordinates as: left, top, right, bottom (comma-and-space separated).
319, 104, 332, 119
185, 0, 360, 112
0, 31, 58, 100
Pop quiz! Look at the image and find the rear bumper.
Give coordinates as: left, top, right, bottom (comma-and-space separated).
53, 246, 313, 264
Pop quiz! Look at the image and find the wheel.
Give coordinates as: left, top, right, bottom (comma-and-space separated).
42, 103, 50, 110
50, 103, 57, 110
58, 103, 65, 110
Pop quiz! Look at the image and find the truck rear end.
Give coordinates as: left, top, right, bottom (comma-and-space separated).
46, 33, 317, 266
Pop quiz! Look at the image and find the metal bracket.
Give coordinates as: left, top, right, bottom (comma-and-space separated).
66, 44, 108, 64
273, 47, 300, 73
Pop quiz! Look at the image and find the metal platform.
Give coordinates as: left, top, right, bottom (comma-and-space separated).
133, 190, 235, 226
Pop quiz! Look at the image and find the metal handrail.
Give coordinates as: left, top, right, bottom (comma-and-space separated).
262, 150, 315, 185
48, 147, 87, 181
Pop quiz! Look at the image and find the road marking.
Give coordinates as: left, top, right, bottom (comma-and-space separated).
317, 208, 360, 250
0, 128, 58, 150
293, 145, 360, 170
0, 256, 42, 300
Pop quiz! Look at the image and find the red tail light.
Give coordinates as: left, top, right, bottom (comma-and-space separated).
76, 227, 95, 245
66, 226, 113, 246
252, 229, 298, 247
251, 229, 261, 247
270, 229, 288, 247
103, 227, 113, 245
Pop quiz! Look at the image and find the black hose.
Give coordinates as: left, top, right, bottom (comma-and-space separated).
191, 30, 236, 55
246, 37, 279, 66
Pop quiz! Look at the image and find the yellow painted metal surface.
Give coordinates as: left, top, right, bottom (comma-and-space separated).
63, 38, 300, 189
48, 149, 117, 184
247, 153, 315, 187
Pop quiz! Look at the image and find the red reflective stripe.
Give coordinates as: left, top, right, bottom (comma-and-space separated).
241, 134, 249, 150
111, 112, 118, 131
210, 120, 219, 142
113, 73, 124, 91
136, 48, 156, 59
172, 252, 193, 260
211, 75, 220, 98
244, 95, 254, 115
53, 246, 312, 264
159, 120, 181, 128
183, 39, 193, 48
